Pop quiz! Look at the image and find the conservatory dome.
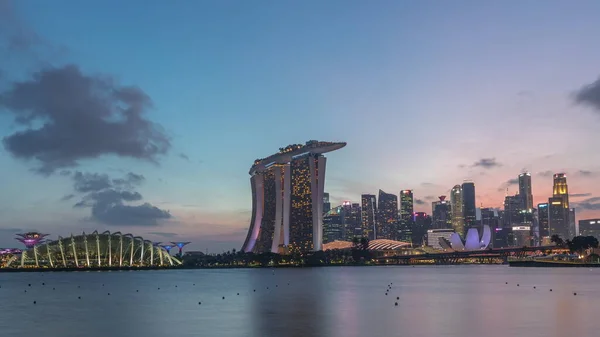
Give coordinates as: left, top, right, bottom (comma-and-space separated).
11, 231, 180, 268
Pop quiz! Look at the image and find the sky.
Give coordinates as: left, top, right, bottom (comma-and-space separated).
1, 0, 600, 252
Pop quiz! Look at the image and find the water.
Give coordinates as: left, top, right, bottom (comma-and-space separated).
0, 266, 598, 337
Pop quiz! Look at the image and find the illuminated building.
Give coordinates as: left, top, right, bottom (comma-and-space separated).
426, 229, 454, 250
323, 205, 343, 243
518, 172, 533, 210
579, 219, 600, 239
450, 185, 465, 236
342, 202, 361, 240
503, 195, 521, 226
537, 203, 550, 238
171, 242, 191, 256
13, 231, 179, 268
377, 189, 398, 240
15, 232, 49, 249
448, 226, 491, 251
323, 192, 331, 215
361, 194, 377, 240
242, 140, 346, 253
512, 226, 531, 247
432, 196, 452, 229
480, 208, 499, 230
493, 227, 512, 248
160, 244, 173, 254
399, 190, 414, 222
322, 239, 411, 251
569, 208, 577, 238
461, 181, 476, 229
548, 173, 570, 240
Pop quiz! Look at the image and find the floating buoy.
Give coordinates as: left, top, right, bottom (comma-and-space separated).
42, 283, 45, 286
550, 289, 553, 292
395, 302, 398, 306
33, 301, 36, 304
28, 284, 31, 287
107, 293, 110, 295
505, 282, 508, 284
533, 286, 536, 289
574, 292, 577, 296
222, 296, 225, 300
253, 289, 256, 292
52, 288, 55, 290
397, 297, 399, 300
517, 284, 520, 286
198, 302, 201, 305
237, 293, 239, 295
78, 296, 81, 299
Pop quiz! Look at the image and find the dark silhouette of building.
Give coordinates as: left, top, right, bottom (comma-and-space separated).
503, 194, 521, 226
361, 194, 377, 240
377, 189, 398, 240
537, 203, 549, 238
432, 196, 452, 229
480, 208, 499, 230
579, 219, 600, 240
412, 212, 432, 245
461, 181, 476, 228
518, 172, 533, 210
323, 193, 331, 215
493, 227, 513, 248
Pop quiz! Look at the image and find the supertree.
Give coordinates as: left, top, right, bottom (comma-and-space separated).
15, 232, 49, 249
160, 244, 173, 254
171, 242, 191, 256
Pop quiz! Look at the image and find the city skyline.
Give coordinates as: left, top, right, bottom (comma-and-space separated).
2, 1, 600, 252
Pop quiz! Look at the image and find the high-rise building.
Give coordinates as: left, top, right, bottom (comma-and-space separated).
432, 196, 452, 229
548, 197, 568, 240
503, 195, 522, 227
518, 172, 533, 210
412, 212, 432, 245
242, 141, 346, 254
537, 203, 549, 238
450, 185, 465, 236
493, 227, 513, 248
548, 173, 570, 240
569, 208, 577, 238
480, 208, 500, 230
342, 202, 361, 240
323, 205, 343, 243
361, 194, 377, 240
377, 189, 398, 240
426, 229, 455, 250
323, 192, 331, 215
399, 190, 414, 222
461, 181, 476, 229
579, 219, 600, 239
512, 226, 531, 247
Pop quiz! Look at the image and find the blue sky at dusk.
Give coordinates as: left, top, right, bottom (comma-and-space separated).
2, 0, 600, 252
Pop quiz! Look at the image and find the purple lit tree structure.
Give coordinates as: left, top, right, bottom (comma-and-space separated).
171, 242, 191, 256
15, 232, 49, 249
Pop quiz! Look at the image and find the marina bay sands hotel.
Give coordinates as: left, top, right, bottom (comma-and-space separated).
242, 140, 346, 254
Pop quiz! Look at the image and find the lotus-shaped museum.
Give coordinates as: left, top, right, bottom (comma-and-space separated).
5, 231, 180, 268
449, 225, 492, 251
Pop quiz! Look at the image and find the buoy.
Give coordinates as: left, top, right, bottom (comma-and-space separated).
505, 282, 508, 284
550, 289, 553, 292
33, 301, 36, 304
78, 296, 81, 299
108, 293, 110, 295
198, 302, 201, 305
222, 296, 225, 299
24, 290, 27, 293
136, 290, 139, 292
395, 302, 398, 306
397, 297, 399, 300
253, 289, 256, 292
28, 284, 31, 287
533, 286, 536, 289
158, 288, 160, 290
52, 288, 55, 290
237, 293, 239, 295
574, 292, 577, 296
175, 285, 178, 288
385, 293, 388, 296
42, 283, 45, 285
517, 284, 520, 286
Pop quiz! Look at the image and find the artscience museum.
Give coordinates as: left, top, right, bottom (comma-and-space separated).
449, 225, 492, 251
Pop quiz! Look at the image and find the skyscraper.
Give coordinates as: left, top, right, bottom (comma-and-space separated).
399, 190, 414, 223
450, 185, 465, 236
549, 173, 570, 240
377, 189, 398, 240
323, 192, 331, 215
342, 202, 361, 240
518, 172, 533, 210
432, 196, 452, 229
361, 194, 377, 240
461, 181, 476, 228
537, 203, 549, 238
242, 141, 346, 254
503, 195, 522, 227
323, 205, 343, 243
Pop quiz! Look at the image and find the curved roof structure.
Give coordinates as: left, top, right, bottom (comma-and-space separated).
323, 239, 411, 251
10, 231, 180, 268
249, 140, 346, 175
449, 225, 492, 251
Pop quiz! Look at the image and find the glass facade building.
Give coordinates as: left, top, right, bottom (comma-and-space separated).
377, 189, 398, 240
450, 185, 465, 237
361, 194, 377, 240
461, 181, 476, 229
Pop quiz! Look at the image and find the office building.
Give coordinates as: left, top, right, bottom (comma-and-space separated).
427, 229, 455, 250
323, 192, 331, 215
342, 202, 362, 240
432, 196, 452, 229
450, 185, 465, 236
512, 226, 531, 247
323, 205, 344, 243
462, 181, 476, 228
518, 172, 533, 210
548, 173, 570, 240
480, 208, 500, 230
569, 208, 577, 238
537, 203, 549, 238
579, 219, 600, 239
377, 189, 398, 240
493, 227, 512, 248
242, 141, 346, 254
399, 190, 414, 223
361, 194, 377, 240
503, 195, 522, 227
412, 212, 432, 245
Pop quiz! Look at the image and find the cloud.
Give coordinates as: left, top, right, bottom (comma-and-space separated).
0, 0, 41, 52
471, 158, 502, 169
414, 199, 425, 205
60, 194, 75, 201
570, 193, 592, 198
0, 65, 171, 174
574, 77, 600, 113
178, 153, 189, 161
147, 232, 179, 238
576, 170, 595, 177
497, 177, 519, 192
537, 170, 554, 177
572, 197, 600, 211
71, 171, 171, 227
424, 195, 436, 201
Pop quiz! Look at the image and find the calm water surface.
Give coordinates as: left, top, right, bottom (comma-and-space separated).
0, 266, 598, 337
